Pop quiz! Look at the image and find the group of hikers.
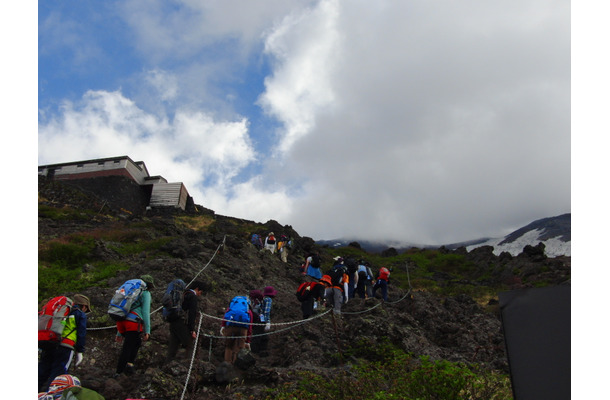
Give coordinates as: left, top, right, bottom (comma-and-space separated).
297, 252, 392, 317
37, 273, 278, 398
38, 232, 391, 398
251, 232, 292, 263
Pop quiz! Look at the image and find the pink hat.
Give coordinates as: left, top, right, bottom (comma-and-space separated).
249, 289, 263, 301
263, 286, 277, 297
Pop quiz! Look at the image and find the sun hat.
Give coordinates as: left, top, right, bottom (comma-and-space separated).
141, 274, 155, 289
72, 294, 91, 310
249, 289, 264, 301
263, 286, 277, 297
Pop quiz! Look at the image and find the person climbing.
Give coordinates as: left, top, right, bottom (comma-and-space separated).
356, 261, 375, 299
344, 255, 359, 299
251, 286, 276, 356
248, 289, 264, 354
250, 233, 263, 251
38, 294, 90, 392
114, 275, 154, 377
166, 280, 206, 362
303, 251, 323, 280
276, 234, 290, 263
296, 277, 329, 319
325, 264, 349, 315
264, 232, 277, 253
220, 295, 253, 364
372, 266, 391, 301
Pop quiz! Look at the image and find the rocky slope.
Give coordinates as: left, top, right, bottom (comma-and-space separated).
38, 177, 570, 399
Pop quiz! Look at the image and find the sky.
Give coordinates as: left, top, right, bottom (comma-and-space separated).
35, 0, 572, 245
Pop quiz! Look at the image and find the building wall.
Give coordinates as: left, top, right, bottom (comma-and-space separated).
149, 182, 189, 210
38, 156, 192, 213
38, 157, 150, 184
62, 175, 153, 215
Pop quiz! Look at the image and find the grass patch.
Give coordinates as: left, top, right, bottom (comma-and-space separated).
38, 261, 129, 303
175, 215, 216, 231
257, 347, 512, 400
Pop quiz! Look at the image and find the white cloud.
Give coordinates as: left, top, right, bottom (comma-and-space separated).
256, 0, 570, 243
258, 0, 342, 155
38, 0, 570, 244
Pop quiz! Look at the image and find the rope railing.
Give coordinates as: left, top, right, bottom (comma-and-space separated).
180, 310, 204, 400
87, 235, 227, 331
82, 240, 415, 398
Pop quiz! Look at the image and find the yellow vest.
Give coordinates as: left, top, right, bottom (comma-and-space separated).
60, 314, 77, 348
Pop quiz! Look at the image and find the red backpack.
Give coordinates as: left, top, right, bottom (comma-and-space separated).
38, 296, 73, 349
378, 267, 390, 281
296, 282, 318, 301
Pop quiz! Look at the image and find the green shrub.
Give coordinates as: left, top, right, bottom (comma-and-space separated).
38, 261, 129, 303
262, 350, 512, 400
39, 240, 94, 269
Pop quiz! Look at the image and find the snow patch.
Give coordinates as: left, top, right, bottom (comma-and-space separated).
466, 229, 570, 257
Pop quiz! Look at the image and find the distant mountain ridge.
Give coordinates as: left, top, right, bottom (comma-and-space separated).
317, 213, 571, 257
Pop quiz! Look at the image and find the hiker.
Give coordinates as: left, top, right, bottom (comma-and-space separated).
372, 267, 391, 301
344, 256, 359, 299
249, 289, 264, 322
296, 277, 329, 319
356, 262, 375, 299
248, 289, 264, 354
264, 232, 277, 253
38, 374, 105, 400
220, 295, 253, 364
38, 294, 90, 392
166, 280, 206, 362
114, 275, 154, 377
276, 234, 290, 263
250, 233, 263, 251
251, 286, 276, 356
325, 264, 349, 315
303, 251, 323, 280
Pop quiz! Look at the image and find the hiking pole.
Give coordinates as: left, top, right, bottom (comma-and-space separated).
330, 311, 344, 365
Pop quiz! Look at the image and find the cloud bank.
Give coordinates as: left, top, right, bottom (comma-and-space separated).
38, 0, 570, 244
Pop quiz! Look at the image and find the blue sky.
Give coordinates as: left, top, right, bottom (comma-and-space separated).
35, 0, 574, 245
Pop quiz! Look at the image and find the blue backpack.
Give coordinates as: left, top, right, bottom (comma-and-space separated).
224, 296, 251, 328
108, 279, 146, 321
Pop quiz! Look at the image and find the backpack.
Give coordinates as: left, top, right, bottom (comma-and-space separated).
61, 386, 105, 400
378, 267, 391, 281
296, 281, 317, 301
161, 279, 186, 322
330, 265, 347, 287
251, 234, 262, 247
358, 269, 368, 282
358, 265, 372, 281
38, 296, 73, 349
267, 235, 276, 244
310, 254, 321, 269
108, 279, 146, 321
224, 296, 251, 328
345, 257, 358, 275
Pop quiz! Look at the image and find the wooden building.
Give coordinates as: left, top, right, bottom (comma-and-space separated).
38, 155, 191, 211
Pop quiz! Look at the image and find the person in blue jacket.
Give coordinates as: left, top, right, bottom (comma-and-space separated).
38, 294, 90, 392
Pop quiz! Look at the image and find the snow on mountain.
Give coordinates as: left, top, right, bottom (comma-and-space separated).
319, 214, 571, 257
466, 228, 571, 257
